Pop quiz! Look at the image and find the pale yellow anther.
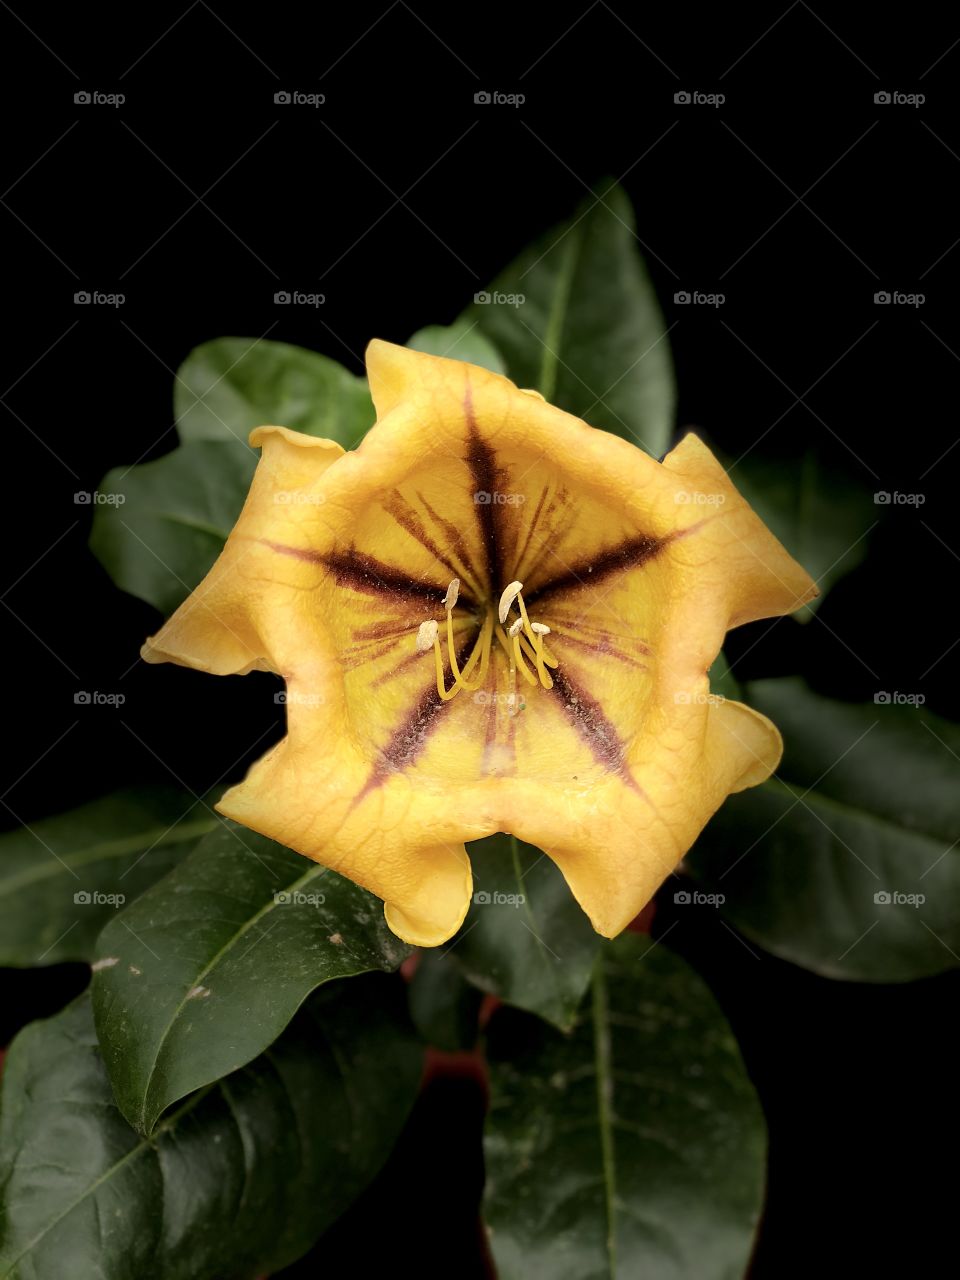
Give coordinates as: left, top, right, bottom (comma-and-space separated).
498, 580, 523, 624
416, 620, 439, 653
419, 578, 555, 705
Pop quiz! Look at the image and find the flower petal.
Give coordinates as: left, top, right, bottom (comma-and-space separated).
215, 691, 476, 946
140, 427, 344, 675
138, 340, 819, 945
660, 431, 819, 625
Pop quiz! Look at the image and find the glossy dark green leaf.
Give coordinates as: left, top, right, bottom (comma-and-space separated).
0, 979, 420, 1280
484, 935, 766, 1280
687, 679, 960, 981
0, 787, 217, 967
92, 821, 409, 1135
92, 338, 377, 615
89, 440, 256, 615
406, 319, 506, 374
174, 337, 374, 449
448, 834, 600, 1031
408, 948, 482, 1051
726, 447, 877, 616
465, 182, 675, 455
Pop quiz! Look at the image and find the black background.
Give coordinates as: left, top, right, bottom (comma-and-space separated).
1, 3, 957, 1276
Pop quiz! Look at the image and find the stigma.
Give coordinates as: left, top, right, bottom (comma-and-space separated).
414, 578, 558, 711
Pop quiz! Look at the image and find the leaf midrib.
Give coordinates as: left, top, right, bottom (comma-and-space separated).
507, 835, 566, 1015
137, 861, 328, 1131
0, 819, 217, 897
154, 511, 233, 540
538, 228, 584, 401
768, 776, 956, 851
591, 959, 617, 1280
0, 1080, 216, 1276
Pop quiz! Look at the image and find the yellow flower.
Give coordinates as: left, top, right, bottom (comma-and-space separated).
142, 341, 816, 947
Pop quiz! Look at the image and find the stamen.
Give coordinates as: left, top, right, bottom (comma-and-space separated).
494, 623, 523, 716
446, 607, 488, 693
417, 605, 493, 704
415, 573, 559, 710
513, 594, 555, 689
493, 623, 514, 661
509, 618, 538, 687
459, 611, 493, 687
432, 632, 459, 701
498, 580, 523, 624
416, 620, 438, 653
528, 621, 554, 689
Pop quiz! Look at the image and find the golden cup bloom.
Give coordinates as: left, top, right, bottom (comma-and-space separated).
142, 341, 816, 946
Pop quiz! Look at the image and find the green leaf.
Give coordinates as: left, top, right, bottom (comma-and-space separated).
0, 787, 217, 968
0, 980, 420, 1280
686, 679, 960, 981
708, 650, 742, 703
465, 182, 675, 455
92, 821, 410, 1135
726, 447, 877, 616
406, 319, 506, 374
408, 948, 482, 1051
174, 337, 375, 449
92, 338, 378, 615
448, 833, 600, 1031
484, 935, 766, 1280
89, 440, 256, 615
